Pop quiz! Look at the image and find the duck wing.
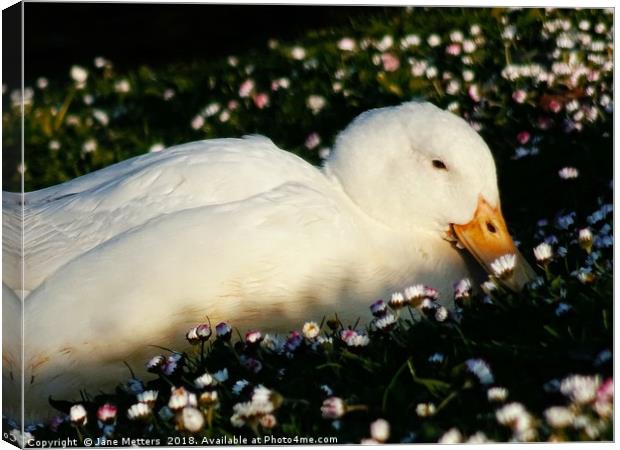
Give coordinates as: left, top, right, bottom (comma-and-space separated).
3, 136, 325, 294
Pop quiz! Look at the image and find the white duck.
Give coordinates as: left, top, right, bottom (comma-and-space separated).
2, 101, 533, 421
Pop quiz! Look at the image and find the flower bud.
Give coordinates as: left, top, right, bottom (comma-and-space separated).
215, 322, 232, 340
578, 228, 593, 253
97, 403, 117, 424
70, 404, 88, 426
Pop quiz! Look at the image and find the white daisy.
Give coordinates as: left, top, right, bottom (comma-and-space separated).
416, 402, 436, 417
487, 386, 508, 402
558, 167, 579, 179
490, 254, 516, 279
439, 428, 463, 444
70, 404, 87, 425
466, 359, 494, 385
321, 397, 345, 419
302, 321, 320, 339
389, 291, 407, 309
560, 374, 601, 404
544, 406, 575, 428
435, 306, 448, 322
370, 418, 390, 442
194, 373, 215, 389
70, 65, 88, 87
533, 242, 553, 264
127, 403, 151, 420
427, 34, 441, 47
373, 313, 397, 331
178, 406, 205, 433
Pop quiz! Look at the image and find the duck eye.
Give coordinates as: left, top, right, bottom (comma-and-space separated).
432, 160, 447, 170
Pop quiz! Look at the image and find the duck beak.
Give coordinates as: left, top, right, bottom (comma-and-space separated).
452, 196, 536, 291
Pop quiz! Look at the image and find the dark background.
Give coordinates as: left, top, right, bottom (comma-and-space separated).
18, 3, 389, 86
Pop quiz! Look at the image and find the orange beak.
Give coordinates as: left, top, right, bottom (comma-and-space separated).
452, 196, 535, 291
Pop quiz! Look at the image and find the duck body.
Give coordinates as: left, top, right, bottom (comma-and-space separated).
2, 102, 527, 422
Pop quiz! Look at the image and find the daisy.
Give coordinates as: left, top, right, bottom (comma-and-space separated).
305, 132, 321, 150
70, 404, 87, 426
82, 139, 97, 154
462, 40, 476, 53
533, 242, 553, 264
259, 414, 277, 429
213, 368, 229, 383
191, 115, 204, 130
439, 428, 463, 444
321, 397, 345, 419
453, 278, 472, 300
555, 303, 572, 316
449, 30, 464, 42
216, 322, 232, 340
168, 387, 195, 411
404, 284, 426, 304
512, 89, 527, 103
232, 379, 250, 396
373, 313, 397, 331
114, 79, 131, 93
435, 306, 448, 322
427, 34, 441, 47
97, 403, 117, 423
186, 323, 211, 344
194, 373, 215, 389
253, 93, 269, 109
149, 143, 165, 153
487, 387, 508, 402
199, 390, 219, 407
561, 374, 601, 404
127, 403, 151, 420
376, 35, 393, 52
466, 358, 494, 385
578, 228, 593, 252
370, 418, 390, 442
558, 167, 579, 179
490, 254, 516, 279
306, 95, 326, 114
137, 390, 158, 407
544, 406, 575, 428
369, 299, 387, 316
178, 407, 205, 433
70, 65, 88, 87
416, 403, 436, 417
245, 330, 262, 345
302, 321, 320, 339
290, 46, 306, 60
341, 329, 370, 347
337, 37, 356, 51
36, 77, 48, 89
425, 286, 439, 300
389, 292, 407, 309
238, 79, 255, 98
400, 34, 421, 48
428, 353, 445, 364
145, 355, 165, 372
162, 353, 183, 375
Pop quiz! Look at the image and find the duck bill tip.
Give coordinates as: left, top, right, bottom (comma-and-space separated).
452, 196, 536, 292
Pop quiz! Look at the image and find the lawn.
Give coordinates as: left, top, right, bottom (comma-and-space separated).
2, 6, 613, 445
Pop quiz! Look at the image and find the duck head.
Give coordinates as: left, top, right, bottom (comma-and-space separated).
325, 101, 535, 291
